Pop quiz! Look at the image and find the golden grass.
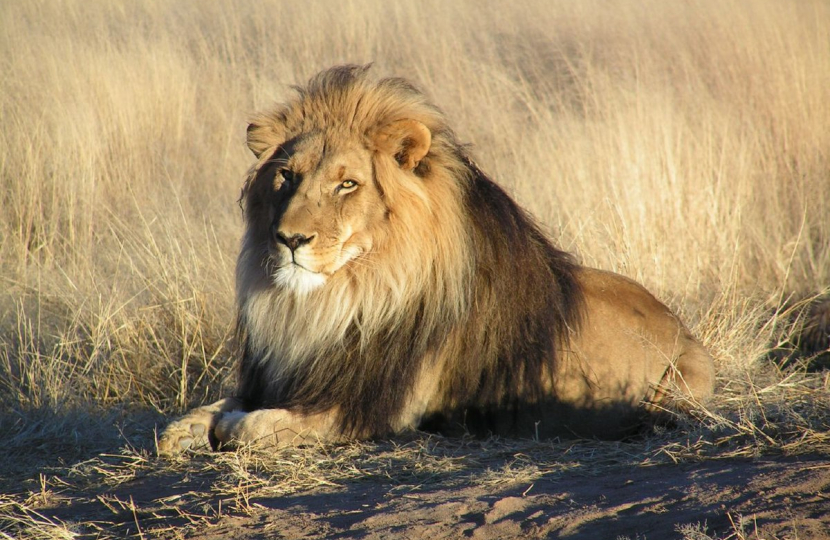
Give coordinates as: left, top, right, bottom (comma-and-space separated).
1, 0, 829, 537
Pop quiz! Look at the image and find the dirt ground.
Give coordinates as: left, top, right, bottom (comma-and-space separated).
209, 457, 830, 540
10, 447, 829, 540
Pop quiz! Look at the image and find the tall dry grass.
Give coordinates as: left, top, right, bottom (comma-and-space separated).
1, 0, 829, 454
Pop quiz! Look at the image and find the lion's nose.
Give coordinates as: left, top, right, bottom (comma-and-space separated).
276, 232, 315, 252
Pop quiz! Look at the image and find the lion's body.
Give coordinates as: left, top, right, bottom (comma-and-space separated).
159, 66, 715, 455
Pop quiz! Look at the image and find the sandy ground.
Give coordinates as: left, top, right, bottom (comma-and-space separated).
27, 452, 830, 539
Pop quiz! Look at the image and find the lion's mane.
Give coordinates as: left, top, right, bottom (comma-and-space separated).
235, 65, 584, 438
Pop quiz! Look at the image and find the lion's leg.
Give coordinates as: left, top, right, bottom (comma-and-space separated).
649, 343, 716, 413
158, 397, 244, 456
213, 408, 341, 450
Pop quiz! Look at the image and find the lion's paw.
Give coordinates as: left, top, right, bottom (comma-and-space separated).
157, 415, 213, 457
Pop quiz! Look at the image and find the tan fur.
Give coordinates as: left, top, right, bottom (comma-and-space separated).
158, 66, 714, 455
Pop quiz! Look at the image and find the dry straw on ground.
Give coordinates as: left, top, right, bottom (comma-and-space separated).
2, 0, 829, 539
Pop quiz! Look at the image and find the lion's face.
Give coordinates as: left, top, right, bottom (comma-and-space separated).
258, 134, 384, 293
244, 117, 432, 295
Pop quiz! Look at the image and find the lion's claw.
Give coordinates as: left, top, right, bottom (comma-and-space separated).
158, 419, 212, 456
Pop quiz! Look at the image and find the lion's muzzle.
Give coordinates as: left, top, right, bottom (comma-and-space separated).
275, 231, 315, 253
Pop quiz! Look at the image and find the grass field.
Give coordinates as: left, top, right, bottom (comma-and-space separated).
2, 0, 830, 538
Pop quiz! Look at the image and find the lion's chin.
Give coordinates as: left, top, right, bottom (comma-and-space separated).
273, 264, 328, 295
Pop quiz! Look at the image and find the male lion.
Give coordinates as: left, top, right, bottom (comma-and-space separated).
159, 65, 715, 455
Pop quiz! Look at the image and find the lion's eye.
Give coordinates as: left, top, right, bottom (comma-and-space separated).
338, 179, 358, 191
279, 168, 296, 184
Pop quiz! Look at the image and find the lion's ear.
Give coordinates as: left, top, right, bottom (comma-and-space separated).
370, 119, 432, 171
246, 116, 286, 158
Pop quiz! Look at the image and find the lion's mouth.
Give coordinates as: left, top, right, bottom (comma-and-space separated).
285, 259, 319, 274
267, 235, 367, 294
272, 262, 328, 294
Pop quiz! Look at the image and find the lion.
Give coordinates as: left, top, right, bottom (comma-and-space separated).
158, 65, 715, 455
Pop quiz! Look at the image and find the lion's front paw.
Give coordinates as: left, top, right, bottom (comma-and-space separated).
156, 398, 245, 457
157, 415, 212, 456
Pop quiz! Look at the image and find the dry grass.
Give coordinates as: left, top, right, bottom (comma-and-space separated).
2, 0, 829, 538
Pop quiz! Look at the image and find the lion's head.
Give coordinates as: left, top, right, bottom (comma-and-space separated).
245, 132, 386, 294
237, 66, 475, 380
249, 115, 443, 292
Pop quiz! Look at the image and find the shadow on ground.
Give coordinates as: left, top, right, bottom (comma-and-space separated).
199, 456, 830, 539
17, 446, 829, 540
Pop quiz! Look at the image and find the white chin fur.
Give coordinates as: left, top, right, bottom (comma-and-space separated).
273, 264, 328, 295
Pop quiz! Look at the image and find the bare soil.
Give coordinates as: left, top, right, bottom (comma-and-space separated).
6, 436, 829, 540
